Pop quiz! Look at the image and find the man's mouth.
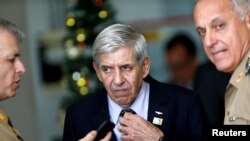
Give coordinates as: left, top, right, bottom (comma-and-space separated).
212, 49, 227, 59
13, 80, 21, 88
113, 89, 128, 95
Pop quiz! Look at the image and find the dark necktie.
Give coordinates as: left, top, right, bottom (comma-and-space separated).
119, 108, 136, 117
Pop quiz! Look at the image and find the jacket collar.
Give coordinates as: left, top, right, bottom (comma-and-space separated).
145, 75, 170, 130
91, 75, 170, 140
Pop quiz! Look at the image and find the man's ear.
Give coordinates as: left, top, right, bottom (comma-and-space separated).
142, 56, 150, 78
93, 62, 102, 82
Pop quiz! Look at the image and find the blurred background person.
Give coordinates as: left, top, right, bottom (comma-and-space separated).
163, 32, 231, 127
164, 33, 198, 90
194, 61, 230, 127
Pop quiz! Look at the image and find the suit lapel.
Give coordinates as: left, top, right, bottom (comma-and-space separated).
91, 77, 171, 141
91, 89, 117, 141
91, 89, 109, 127
146, 76, 170, 131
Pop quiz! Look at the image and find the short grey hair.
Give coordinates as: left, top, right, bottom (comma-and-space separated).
92, 24, 148, 65
231, 0, 250, 20
195, 0, 250, 20
0, 18, 24, 44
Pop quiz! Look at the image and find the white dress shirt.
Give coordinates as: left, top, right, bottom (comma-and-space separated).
108, 81, 150, 141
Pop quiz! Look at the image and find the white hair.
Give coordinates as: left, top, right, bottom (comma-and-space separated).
92, 24, 148, 65
195, 0, 250, 20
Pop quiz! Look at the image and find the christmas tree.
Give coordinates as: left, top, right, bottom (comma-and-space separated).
61, 0, 116, 109
55, 1, 116, 140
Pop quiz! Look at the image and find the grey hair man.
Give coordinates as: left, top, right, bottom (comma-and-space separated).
63, 24, 207, 141
194, 0, 250, 124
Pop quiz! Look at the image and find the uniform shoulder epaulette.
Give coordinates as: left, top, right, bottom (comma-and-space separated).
0, 110, 9, 123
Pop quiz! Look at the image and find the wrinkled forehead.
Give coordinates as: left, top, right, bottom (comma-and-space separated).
194, 0, 234, 25
194, 0, 232, 13
96, 46, 137, 62
98, 48, 138, 67
0, 30, 19, 56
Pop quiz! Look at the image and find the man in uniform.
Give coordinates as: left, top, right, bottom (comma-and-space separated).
0, 18, 26, 140
193, 0, 250, 124
0, 18, 97, 141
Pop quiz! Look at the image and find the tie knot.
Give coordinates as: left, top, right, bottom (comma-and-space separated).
119, 108, 136, 117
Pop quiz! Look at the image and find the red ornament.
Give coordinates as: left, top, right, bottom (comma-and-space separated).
78, 42, 86, 48
95, 0, 103, 7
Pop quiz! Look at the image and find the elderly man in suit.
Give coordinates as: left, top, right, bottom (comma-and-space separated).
63, 24, 207, 141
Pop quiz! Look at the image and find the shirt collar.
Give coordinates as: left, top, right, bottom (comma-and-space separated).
228, 50, 250, 89
108, 81, 150, 124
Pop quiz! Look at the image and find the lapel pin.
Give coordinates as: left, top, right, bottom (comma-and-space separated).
153, 117, 163, 125
155, 111, 163, 115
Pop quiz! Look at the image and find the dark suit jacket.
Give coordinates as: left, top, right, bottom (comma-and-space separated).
194, 61, 230, 127
63, 76, 207, 141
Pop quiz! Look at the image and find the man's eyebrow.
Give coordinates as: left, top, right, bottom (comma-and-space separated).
120, 64, 130, 67
210, 17, 224, 26
100, 64, 111, 68
196, 27, 206, 33
211, 17, 222, 23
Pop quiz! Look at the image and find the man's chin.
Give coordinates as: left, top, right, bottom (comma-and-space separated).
116, 101, 131, 108
215, 63, 233, 73
7, 92, 17, 98
0, 93, 16, 101
113, 97, 132, 107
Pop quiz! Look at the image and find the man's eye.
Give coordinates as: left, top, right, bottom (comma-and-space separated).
197, 28, 206, 37
122, 66, 132, 71
215, 23, 225, 30
8, 58, 15, 63
102, 67, 112, 73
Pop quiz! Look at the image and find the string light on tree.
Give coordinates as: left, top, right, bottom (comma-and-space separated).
66, 46, 81, 60
76, 28, 86, 42
98, 10, 108, 19
66, 17, 76, 27
80, 87, 89, 95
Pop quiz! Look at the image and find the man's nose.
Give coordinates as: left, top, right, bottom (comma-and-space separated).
113, 70, 124, 85
204, 31, 217, 48
16, 59, 26, 75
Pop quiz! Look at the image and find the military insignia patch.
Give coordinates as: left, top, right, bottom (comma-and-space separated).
0, 111, 8, 123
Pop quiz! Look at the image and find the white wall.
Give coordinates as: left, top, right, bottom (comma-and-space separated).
25, 0, 62, 140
